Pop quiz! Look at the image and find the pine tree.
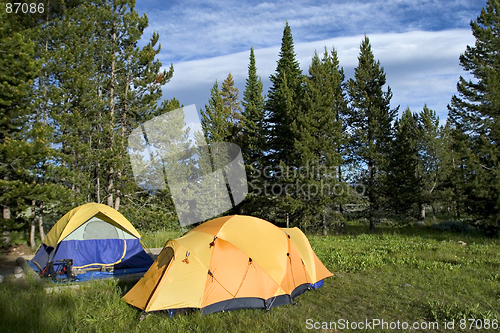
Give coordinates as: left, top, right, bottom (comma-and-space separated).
417, 106, 449, 219
110, 25, 173, 211
266, 21, 303, 167
0, 8, 65, 246
201, 81, 232, 143
387, 108, 422, 216
448, 0, 500, 224
199, 79, 244, 220
34, 3, 105, 208
134, 98, 196, 228
0, 0, 177, 238
293, 48, 348, 232
241, 47, 266, 216
0, 12, 37, 161
220, 73, 242, 143
3, 0, 83, 33
348, 35, 398, 230
242, 47, 266, 163
93, 0, 173, 209
23, 1, 173, 224
443, 120, 469, 218
387, 106, 452, 220
0, 9, 38, 220
263, 22, 305, 225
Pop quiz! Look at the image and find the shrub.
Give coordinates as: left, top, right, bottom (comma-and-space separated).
431, 220, 471, 233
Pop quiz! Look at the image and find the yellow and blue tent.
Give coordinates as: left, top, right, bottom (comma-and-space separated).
122, 215, 332, 314
29, 203, 153, 280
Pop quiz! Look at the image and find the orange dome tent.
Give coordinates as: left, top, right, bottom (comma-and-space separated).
122, 215, 332, 314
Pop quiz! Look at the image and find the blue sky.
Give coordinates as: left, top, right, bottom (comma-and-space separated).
134, 0, 486, 126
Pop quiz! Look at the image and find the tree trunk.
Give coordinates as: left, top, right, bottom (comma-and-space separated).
368, 160, 375, 231
2, 174, 10, 220
38, 202, 45, 241
2, 205, 10, 220
114, 194, 120, 211
96, 166, 100, 203
368, 205, 375, 231
419, 203, 426, 221
30, 221, 35, 249
322, 211, 328, 236
43, 38, 48, 125
114, 169, 121, 210
106, 3, 117, 208
286, 213, 289, 228
431, 203, 437, 219
338, 163, 343, 214
115, 62, 130, 213
107, 167, 114, 207
30, 200, 36, 249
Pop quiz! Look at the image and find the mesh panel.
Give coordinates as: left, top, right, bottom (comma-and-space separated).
64, 216, 136, 241
83, 220, 120, 240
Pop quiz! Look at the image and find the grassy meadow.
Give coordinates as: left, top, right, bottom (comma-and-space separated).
1, 221, 499, 332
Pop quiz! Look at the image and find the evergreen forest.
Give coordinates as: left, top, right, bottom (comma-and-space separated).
2, 0, 500, 248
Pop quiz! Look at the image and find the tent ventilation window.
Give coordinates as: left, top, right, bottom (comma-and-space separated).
83, 220, 119, 240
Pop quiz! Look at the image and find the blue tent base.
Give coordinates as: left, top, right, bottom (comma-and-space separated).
70, 267, 149, 282
310, 279, 324, 289
27, 260, 149, 283
161, 281, 327, 316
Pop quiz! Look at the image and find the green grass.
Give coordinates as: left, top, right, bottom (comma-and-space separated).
139, 228, 183, 248
1, 223, 499, 332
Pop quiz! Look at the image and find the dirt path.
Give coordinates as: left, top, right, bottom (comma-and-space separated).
0, 244, 33, 280
0, 245, 161, 283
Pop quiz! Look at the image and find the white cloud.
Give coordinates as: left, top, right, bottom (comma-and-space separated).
140, 0, 482, 64
161, 29, 474, 123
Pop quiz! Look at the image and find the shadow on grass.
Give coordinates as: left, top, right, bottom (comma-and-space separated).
317, 222, 493, 243
0, 282, 78, 333
117, 280, 138, 296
